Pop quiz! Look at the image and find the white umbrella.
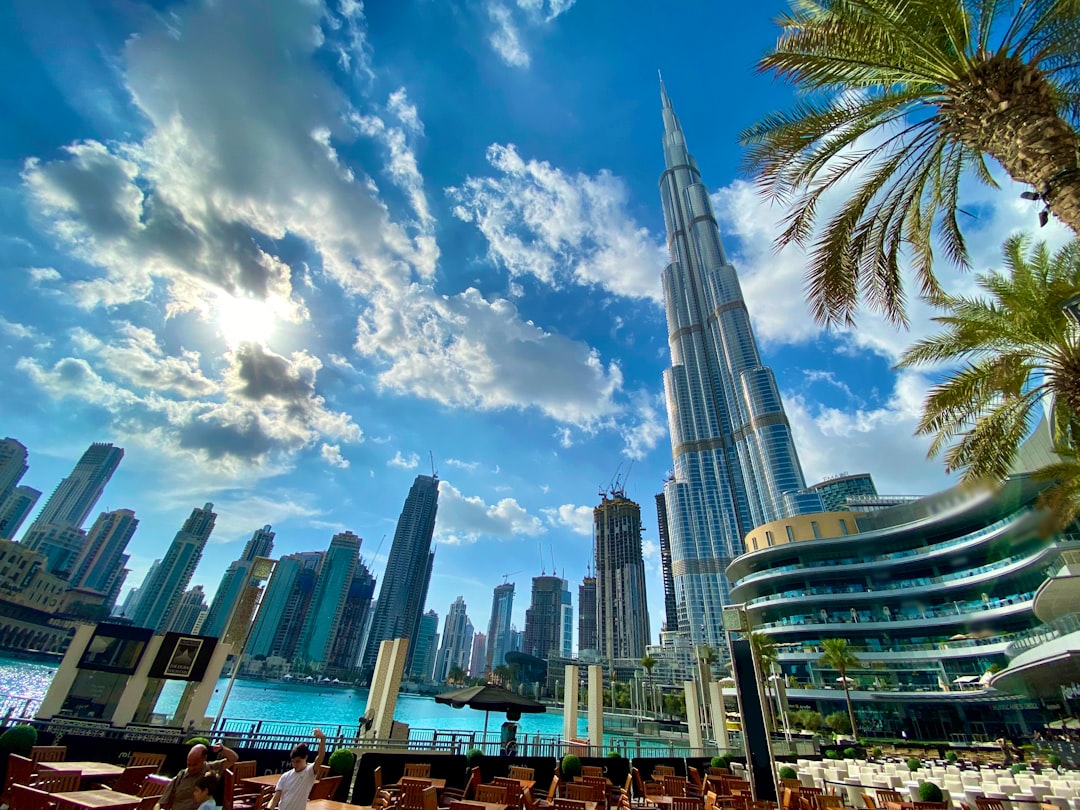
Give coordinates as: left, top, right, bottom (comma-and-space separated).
836, 676, 855, 684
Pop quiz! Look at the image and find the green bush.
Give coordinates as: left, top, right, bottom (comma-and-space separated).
918, 783, 943, 803
825, 750, 840, 760
466, 749, 484, 767
607, 751, 621, 758
561, 754, 581, 780
1010, 764, 1026, 775
825, 712, 852, 735
779, 767, 798, 780
843, 747, 857, 760
907, 758, 921, 772
0, 724, 38, 756
710, 756, 730, 770
328, 749, 355, 776
1048, 754, 1062, 768
946, 752, 958, 763
185, 736, 212, 750
871, 747, 883, 760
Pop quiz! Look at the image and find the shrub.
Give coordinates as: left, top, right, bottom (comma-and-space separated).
185, 736, 212, 750
871, 747, 882, 760
1048, 754, 1062, 768
0, 724, 38, 756
918, 783, 943, 803
946, 752, 958, 763
907, 758, 921, 772
779, 767, 798, 780
465, 749, 483, 767
843, 748, 857, 760
607, 751, 621, 758
825, 712, 852, 735
561, 754, 581, 780
711, 756, 730, 768
1010, 764, 1026, 775
825, 750, 840, 760
328, 749, 355, 776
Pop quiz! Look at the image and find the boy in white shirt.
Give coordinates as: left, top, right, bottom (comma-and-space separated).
269, 728, 326, 810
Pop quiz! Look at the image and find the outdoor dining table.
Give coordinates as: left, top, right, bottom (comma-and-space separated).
306, 801, 371, 810
52, 788, 140, 809
444, 801, 510, 810
393, 778, 448, 791
243, 773, 283, 790
40, 762, 127, 781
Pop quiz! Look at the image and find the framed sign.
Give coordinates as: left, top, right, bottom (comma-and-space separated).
149, 632, 218, 681
78, 623, 153, 674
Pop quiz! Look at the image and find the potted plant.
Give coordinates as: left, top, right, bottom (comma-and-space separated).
918, 783, 943, 803
843, 748, 857, 760
907, 758, 921, 772
327, 749, 356, 802
710, 756, 730, 771
0, 724, 38, 756
466, 749, 484, 768
561, 754, 582, 781
779, 767, 798, 780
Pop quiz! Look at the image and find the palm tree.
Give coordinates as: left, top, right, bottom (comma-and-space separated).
751, 632, 780, 733
640, 654, 657, 714
819, 638, 860, 742
741, 0, 1080, 328
897, 234, 1080, 529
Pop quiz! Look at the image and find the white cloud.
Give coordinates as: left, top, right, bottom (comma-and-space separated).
541, 503, 593, 536
449, 143, 665, 302
0, 317, 40, 341
28, 267, 62, 284
388, 450, 420, 469
445, 458, 481, 472
320, 443, 349, 468
622, 391, 667, 461
516, 0, 576, 22
487, 4, 530, 68
436, 480, 545, 544
203, 492, 322, 544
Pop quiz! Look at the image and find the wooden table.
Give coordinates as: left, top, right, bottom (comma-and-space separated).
244, 773, 283, 790
42, 763, 126, 780
442, 801, 510, 810
52, 789, 139, 809
392, 778, 448, 790
307, 801, 373, 810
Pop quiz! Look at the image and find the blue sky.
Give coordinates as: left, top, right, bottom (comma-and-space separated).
1, 0, 1070, 646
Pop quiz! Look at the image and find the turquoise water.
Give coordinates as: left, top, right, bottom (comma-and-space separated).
2, 654, 585, 737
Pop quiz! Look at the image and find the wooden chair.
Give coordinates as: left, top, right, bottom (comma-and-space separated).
862, 796, 877, 810
976, 801, 1006, 810
524, 787, 540, 810
127, 753, 167, 772
494, 777, 525, 806
12, 783, 58, 810
533, 775, 560, 807
782, 790, 799, 810
653, 767, 676, 780
310, 776, 342, 801
56, 798, 136, 810
510, 767, 536, 782
30, 747, 67, 765
138, 775, 170, 798
441, 767, 482, 807
3, 754, 36, 806
912, 803, 947, 810
716, 797, 748, 810
401, 780, 433, 810
727, 780, 752, 798
750, 802, 778, 810
34, 772, 81, 794
876, 791, 903, 806
450, 804, 489, 810
780, 780, 802, 794
406, 764, 433, 778
632, 769, 661, 805
222, 769, 270, 810
567, 783, 604, 803
555, 801, 588, 810
232, 761, 258, 781
317, 765, 331, 779
674, 797, 706, 810
421, 787, 439, 810
708, 769, 730, 778
477, 784, 510, 804
583, 767, 605, 779
105, 765, 157, 795
664, 778, 688, 799
373, 791, 395, 810
816, 796, 843, 810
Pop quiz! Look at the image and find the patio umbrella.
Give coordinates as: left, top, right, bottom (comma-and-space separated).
434, 683, 546, 739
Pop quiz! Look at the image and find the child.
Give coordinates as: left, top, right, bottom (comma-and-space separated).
192, 774, 219, 810
269, 728, 326, 810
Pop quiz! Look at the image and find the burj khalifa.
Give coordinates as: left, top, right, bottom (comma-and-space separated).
658, 77, 817, 649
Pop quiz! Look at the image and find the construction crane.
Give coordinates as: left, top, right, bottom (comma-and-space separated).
501, 570, 520, 583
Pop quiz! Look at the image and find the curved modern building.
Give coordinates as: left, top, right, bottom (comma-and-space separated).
727, 475, 1079, 739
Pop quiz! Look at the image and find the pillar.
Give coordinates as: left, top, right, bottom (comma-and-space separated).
111, 635, 165, 727
563, 664, 579, 742
36, 624, 95, 719
587, 665, 603, 750
179, 641, 233, 729
365, 638, 409, 741
685, 681, 703, 751
709, 681, 729, 752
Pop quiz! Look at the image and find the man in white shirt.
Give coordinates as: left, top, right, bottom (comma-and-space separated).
269, 728, 326, 810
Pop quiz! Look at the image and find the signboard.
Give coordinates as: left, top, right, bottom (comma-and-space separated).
78, 623, 153, 675
148, 632, 218, 681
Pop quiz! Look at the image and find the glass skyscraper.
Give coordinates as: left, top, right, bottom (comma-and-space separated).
658, 78, 813, 649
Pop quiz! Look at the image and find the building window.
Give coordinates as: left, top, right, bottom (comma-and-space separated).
785, 525, 795, 542
839, 519, 849, 535
811, 521, 821, 539
765, 531, 774, 547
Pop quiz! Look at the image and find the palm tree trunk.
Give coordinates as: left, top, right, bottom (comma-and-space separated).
841, 675, 858, 743
941, 54, 1080, 234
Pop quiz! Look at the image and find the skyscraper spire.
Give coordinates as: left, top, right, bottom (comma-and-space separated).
656, 81, 814, 651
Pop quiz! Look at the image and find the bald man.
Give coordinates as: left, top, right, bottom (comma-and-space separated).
159, 742, 238, 810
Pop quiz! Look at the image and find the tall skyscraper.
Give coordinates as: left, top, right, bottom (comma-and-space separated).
0, 438, 29, 504
29, 442, 123, 531
298, 531, 362, 668
523, 574, 567, 661
327, 559, 376, 672
486, 581, 515, 672
71, 509, 138, 611
559, 584, 573, 659
19, 523, 86, 577
360, 474, 440, 676
247, 551, 323, 659
578, 575, 597, 655
130, 502, 217, 632
0, 485, 41, 540
469, 631, 487, 678
169, 585, 208, 634
121, 558, 160, 620
202, 525, 276, 639
595, 489, 651, 662
658, 79, 812, 648
434, 596, 472, 682
654, 492, 679, 632
410, 609, 439, 681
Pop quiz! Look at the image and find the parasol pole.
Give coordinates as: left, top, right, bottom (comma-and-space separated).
483, 710, 491, 751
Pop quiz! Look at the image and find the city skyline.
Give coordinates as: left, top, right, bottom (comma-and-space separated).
5, 0, 1071, 648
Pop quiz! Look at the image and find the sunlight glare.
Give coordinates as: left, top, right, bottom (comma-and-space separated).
217, 294, 277, 347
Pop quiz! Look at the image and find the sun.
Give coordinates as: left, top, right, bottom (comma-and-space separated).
216, 294, 277, 347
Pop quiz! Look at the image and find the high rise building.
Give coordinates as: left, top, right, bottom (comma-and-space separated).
70, 509, 138, 612
808, 473, 879, 512
655, 492, 679, 632
657, 79, 814, 648
248, 551, 322, 659
595, 490, 651, 662
0, 438, 29, 504
20, 523, 86, 577
578, 575, 597, 655
327, 559, 376, 672
129, 503, 217, 632
486, 581, 515, 672
297, 532, 363, 668
121, 558, 159, 620
523, 575, 567, 661
410, 609, 439, 681
559, 585, 573, 659
202, 525, 276, 639
28, 442, 123, 531
360, 474, 440, 676
469, 631, 487, 678
434, 596, 472, 682
0, 485, 41, 540
169, 585, 208, 634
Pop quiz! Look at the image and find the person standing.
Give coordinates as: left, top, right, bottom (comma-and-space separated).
269, 729, 327, 810
160, 742, 239, 810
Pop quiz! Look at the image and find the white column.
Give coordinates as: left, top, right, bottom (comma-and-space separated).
180, 641, 233, 728
684, 680, 703, 751
366, 638, 409, 741
36, 624, 96, 719
563, 665, 579, 743
587, 665, 603, 751
708, 681, 728, 752
110, 635, 165, 727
